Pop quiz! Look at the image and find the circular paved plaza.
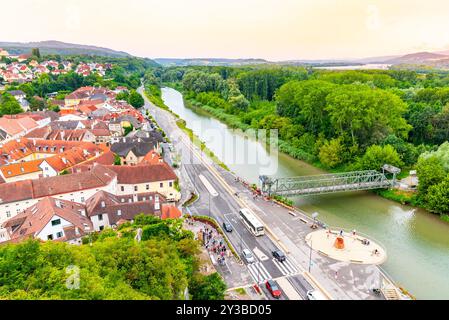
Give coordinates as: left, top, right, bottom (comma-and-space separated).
305, 229, 387, 265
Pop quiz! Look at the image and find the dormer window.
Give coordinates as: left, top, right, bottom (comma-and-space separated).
117, 210, 122, 216
101, 201, 105, 208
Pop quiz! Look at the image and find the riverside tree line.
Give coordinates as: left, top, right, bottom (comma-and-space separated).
145, 66, 449, 217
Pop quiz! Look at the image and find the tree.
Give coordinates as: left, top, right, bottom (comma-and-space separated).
31, 48, 41, 59
189, 273, 226, 300
276, 80, 334, 135
425, 175, 449, 214
356, 145, 403, 170
325, 84, 411, 148
128, 90, 144, 108
123, 124, 134, 136
319, 138, 344, 168
419, 142, 449, 171
116, 91, 129, 101
0, 93, 23, 115
114, 154, 122, 165
416, 156, 447, 196
229, 94, 249, 112
29, 96, 46, 111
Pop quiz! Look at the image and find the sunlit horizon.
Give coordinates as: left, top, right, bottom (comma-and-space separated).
2, 0, 449, 61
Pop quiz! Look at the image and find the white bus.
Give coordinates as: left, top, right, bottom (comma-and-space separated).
239, 208, 265, 236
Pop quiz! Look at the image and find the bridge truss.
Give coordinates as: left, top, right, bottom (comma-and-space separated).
259, 170, 392, 197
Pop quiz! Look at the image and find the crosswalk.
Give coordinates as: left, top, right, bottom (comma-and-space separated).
247, 262, 272, 283
272, 258, 299, 276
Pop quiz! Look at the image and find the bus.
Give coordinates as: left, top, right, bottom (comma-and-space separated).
239, 208, 265, 236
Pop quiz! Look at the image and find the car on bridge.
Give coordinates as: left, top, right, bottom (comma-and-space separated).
272, 249, 286, 262
265, 280, 282, 299
242, 249, 255, 264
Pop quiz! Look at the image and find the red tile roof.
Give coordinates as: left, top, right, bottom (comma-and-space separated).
106, 163, 177, 184
3, 197, 92, 243
0, 164, 116, 204
161, 205, 182, 220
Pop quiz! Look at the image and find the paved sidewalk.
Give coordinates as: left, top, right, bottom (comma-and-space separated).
183, 217, 255, 289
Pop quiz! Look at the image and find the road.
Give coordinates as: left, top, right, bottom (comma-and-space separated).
138, 86, 313, 300
137, 85, 389, 300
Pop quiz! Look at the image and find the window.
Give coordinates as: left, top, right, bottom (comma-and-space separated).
146, 184, 149, 190
117, 210, 122, 216
160, 182, 163, 188
6, 211, 11, 218
169, 181, 173, 187
51, 219, 61, 226
121, 186, 124, 192
98, 214, 103, 221
81, 197, 85, 202
56, 232, 63, 238
101, 201, 105, 208
47, 234, 53, 240
99, 226, 104, 231
134, 186, 138, 192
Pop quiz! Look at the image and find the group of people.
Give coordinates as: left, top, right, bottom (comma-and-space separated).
201, 226, 228, 266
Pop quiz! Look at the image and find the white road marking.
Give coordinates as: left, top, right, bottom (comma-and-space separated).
272, 258, 299, 276
198, 174, 219, 196
276, 277, 302, 300
253, 247, 269, 261
247, 262, 272, 283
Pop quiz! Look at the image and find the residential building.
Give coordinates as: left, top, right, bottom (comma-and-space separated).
110, 137, 162, 165
1, 197, 93, 244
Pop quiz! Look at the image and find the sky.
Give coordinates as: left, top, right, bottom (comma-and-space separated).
2, 0, 449, 61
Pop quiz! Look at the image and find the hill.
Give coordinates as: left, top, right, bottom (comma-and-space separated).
0, 40, 132, 58
155, 58, 270, 66
386, 51, 448, 64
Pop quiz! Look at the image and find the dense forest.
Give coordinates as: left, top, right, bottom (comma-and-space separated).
144, 66, 449, 217
0, 215, 226, 300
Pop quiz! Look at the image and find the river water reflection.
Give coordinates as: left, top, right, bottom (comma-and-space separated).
162, 87, 449, 299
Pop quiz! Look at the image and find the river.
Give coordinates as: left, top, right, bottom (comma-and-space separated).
161, 87, 449, 300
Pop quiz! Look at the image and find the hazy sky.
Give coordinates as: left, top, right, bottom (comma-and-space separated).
2, 0, 449, 60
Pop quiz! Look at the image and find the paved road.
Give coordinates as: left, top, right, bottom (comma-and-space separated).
137, 86, 309, 298
137, 85, 388, 300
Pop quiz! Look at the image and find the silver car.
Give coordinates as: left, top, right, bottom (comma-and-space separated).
242, 249, 255, 264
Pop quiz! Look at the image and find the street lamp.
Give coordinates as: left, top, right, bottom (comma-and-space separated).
308, 238, 313, 273
312, 212, 319, 229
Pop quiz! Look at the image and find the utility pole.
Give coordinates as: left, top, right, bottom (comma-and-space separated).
208, 192, 211, 218
308, 239, 313, 273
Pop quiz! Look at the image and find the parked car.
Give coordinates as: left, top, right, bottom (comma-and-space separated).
242, 249, 255, 264
306, 289, 327, 300
272, 249, 286, 262
265, 280, 282, 299
222, 222, 233, 232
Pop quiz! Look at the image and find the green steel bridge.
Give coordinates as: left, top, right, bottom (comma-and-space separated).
259, 165, 400, 197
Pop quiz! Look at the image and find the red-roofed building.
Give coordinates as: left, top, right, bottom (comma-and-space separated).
2, 197, 93, 244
